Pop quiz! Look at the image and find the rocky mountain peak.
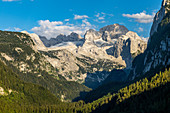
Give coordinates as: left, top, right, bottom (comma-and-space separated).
125, 31, 141, 40
21, 31, 47, 51
69, 32, 83, 39
162, 0, 169, 8
84, 29, 102, 41
56, 34, 67, 38
84, 24, 130, 42
99, 24, 128, 32
100, 24, 129, 40
21, 31, 29, 35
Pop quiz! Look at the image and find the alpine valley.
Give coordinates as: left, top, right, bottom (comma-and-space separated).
0, 0, 169, 113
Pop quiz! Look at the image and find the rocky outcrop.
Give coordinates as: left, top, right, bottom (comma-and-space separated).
149, 0, 170, 39
129, 0, 170, 80
84, 29, 102, 42
111, 31, 147, 68
21, 31, 47, 51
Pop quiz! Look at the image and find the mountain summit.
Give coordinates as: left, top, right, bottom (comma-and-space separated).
100, 24, 129, 41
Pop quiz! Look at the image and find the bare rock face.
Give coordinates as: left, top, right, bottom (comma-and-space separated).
82, 25, 147, 69
150, 0, 170, 38
21, 31, 47, 51
31, 24, 147, 87
109, 31, 147, 68
100, 24, 129, 41
128, 0, 170, 80
84, 29, 102, 42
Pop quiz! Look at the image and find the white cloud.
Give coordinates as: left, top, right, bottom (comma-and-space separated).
39, 20, 63, 26
82, 19, 91, 26
100, 21, 106, 23
4, 27, 21, 31
137, 27, 144, 32
94, 13, 105, 23
64, 19, 70, 21
14, 27, 21, 31
94, 19, 106, 23
122, 11, 155, 23
74, 15, 89, 20
98, 17, 105, 20
2, 0, 20, 2
31, 19, 93, 39
31, 12, 115, 39
94, 12, 113, 23
95, 13, 100, 17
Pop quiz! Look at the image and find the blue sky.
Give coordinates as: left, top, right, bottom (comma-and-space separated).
0, 0, 162, 39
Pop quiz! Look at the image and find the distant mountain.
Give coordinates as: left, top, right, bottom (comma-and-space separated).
29, 24, 147, 89
0, 1, 169, 112
128, 0, 170, 80
39, 32, 83, 47
0, 24, 147, 99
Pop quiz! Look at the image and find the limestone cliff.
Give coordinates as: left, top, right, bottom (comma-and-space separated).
129, 0, 170, 80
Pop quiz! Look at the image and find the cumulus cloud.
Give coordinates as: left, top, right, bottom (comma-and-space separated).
2, 0, 20, 2
95, 13, 105, 19
31, 19, 93, 39
95, 13, 100, 18
98, 17, 105, 20
74, 15, 89, 20
94, 13, 105, 23
94, 12, 113, 23
82, 19, 91, 26
31, 12, 115, 39
122, 11, 155, 23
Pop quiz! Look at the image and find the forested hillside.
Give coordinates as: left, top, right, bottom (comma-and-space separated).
75, 68, 170, 113
0, 30, 91, 101
1, 59, 169, 112
0, 60, 63, 112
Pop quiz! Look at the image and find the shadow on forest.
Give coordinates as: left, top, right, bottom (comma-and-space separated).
73, 69, 128, 102
92, 83, 170, 113
83, 71, 111, 89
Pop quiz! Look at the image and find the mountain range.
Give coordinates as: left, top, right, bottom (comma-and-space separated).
0, 0, 169, 112
24, 24, 147, 89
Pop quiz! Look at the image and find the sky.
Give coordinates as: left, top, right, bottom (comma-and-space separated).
0, 0, 162, 39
